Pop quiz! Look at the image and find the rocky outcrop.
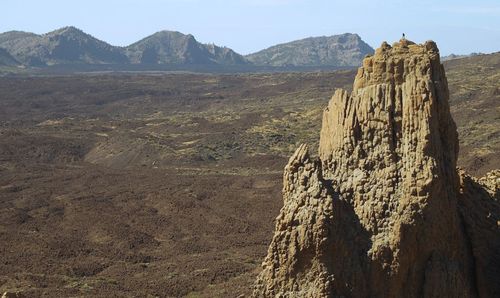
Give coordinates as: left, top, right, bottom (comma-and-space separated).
254, 40, 500, 297
476, 169, 500, 201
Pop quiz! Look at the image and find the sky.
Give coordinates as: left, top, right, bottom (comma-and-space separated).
1, 0, 499, 56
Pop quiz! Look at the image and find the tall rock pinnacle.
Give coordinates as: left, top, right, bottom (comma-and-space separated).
254, 40, 500, 297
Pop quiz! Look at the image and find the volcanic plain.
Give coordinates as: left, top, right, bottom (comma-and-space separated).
0, 53, 499, 297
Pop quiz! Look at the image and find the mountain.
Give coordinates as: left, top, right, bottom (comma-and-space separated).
125, 30, 248, 65
0, 27, 377, 71
0, 48, 19, 66
0, 31, 39, 46
0, 27, 248, 68
245, 33, 374, 67
0, 27, 128, 66
254, 40, 500, 297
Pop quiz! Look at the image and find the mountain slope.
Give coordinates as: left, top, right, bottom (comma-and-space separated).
125, 30, 248, 65
246, 33, 374, 67
0, 48, 19, 66
0, 27, 128, 66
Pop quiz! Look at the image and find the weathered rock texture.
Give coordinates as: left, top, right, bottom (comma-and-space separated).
254, 40, 500, 297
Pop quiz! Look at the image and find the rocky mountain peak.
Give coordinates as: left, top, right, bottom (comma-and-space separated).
253, 40, 500, 297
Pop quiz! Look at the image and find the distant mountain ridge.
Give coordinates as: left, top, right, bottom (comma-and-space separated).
441, 52, 485, 61
0, 27, 247, 68
245, 33, 374, 67
0, 27, 375, 71
125, 30, 247, 65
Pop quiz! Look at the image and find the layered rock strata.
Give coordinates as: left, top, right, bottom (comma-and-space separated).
254, 40, 500, 297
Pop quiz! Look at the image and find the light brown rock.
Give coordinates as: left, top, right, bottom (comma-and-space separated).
477, 169, 500, 200
1, 292, 25, 298
254, 40, 500, 297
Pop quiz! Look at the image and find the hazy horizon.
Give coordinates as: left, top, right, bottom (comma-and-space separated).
2, 0, 499, 56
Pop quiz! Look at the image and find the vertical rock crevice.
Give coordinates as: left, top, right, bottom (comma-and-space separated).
254, 40, 500, 297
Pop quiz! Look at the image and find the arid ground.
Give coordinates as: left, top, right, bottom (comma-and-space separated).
0, 53, 498, 297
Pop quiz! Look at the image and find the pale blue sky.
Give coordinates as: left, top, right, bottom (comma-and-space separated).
2, 0, 499, 55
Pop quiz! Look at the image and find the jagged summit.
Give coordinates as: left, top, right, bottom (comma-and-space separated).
254, 40, 500, 297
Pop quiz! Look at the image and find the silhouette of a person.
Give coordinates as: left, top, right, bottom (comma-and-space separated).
402, 33, 406, 39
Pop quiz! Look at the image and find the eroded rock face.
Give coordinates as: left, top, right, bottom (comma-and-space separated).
254, 40, 500, 297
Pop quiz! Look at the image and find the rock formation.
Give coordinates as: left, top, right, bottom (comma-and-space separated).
254, 40, 500, 297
